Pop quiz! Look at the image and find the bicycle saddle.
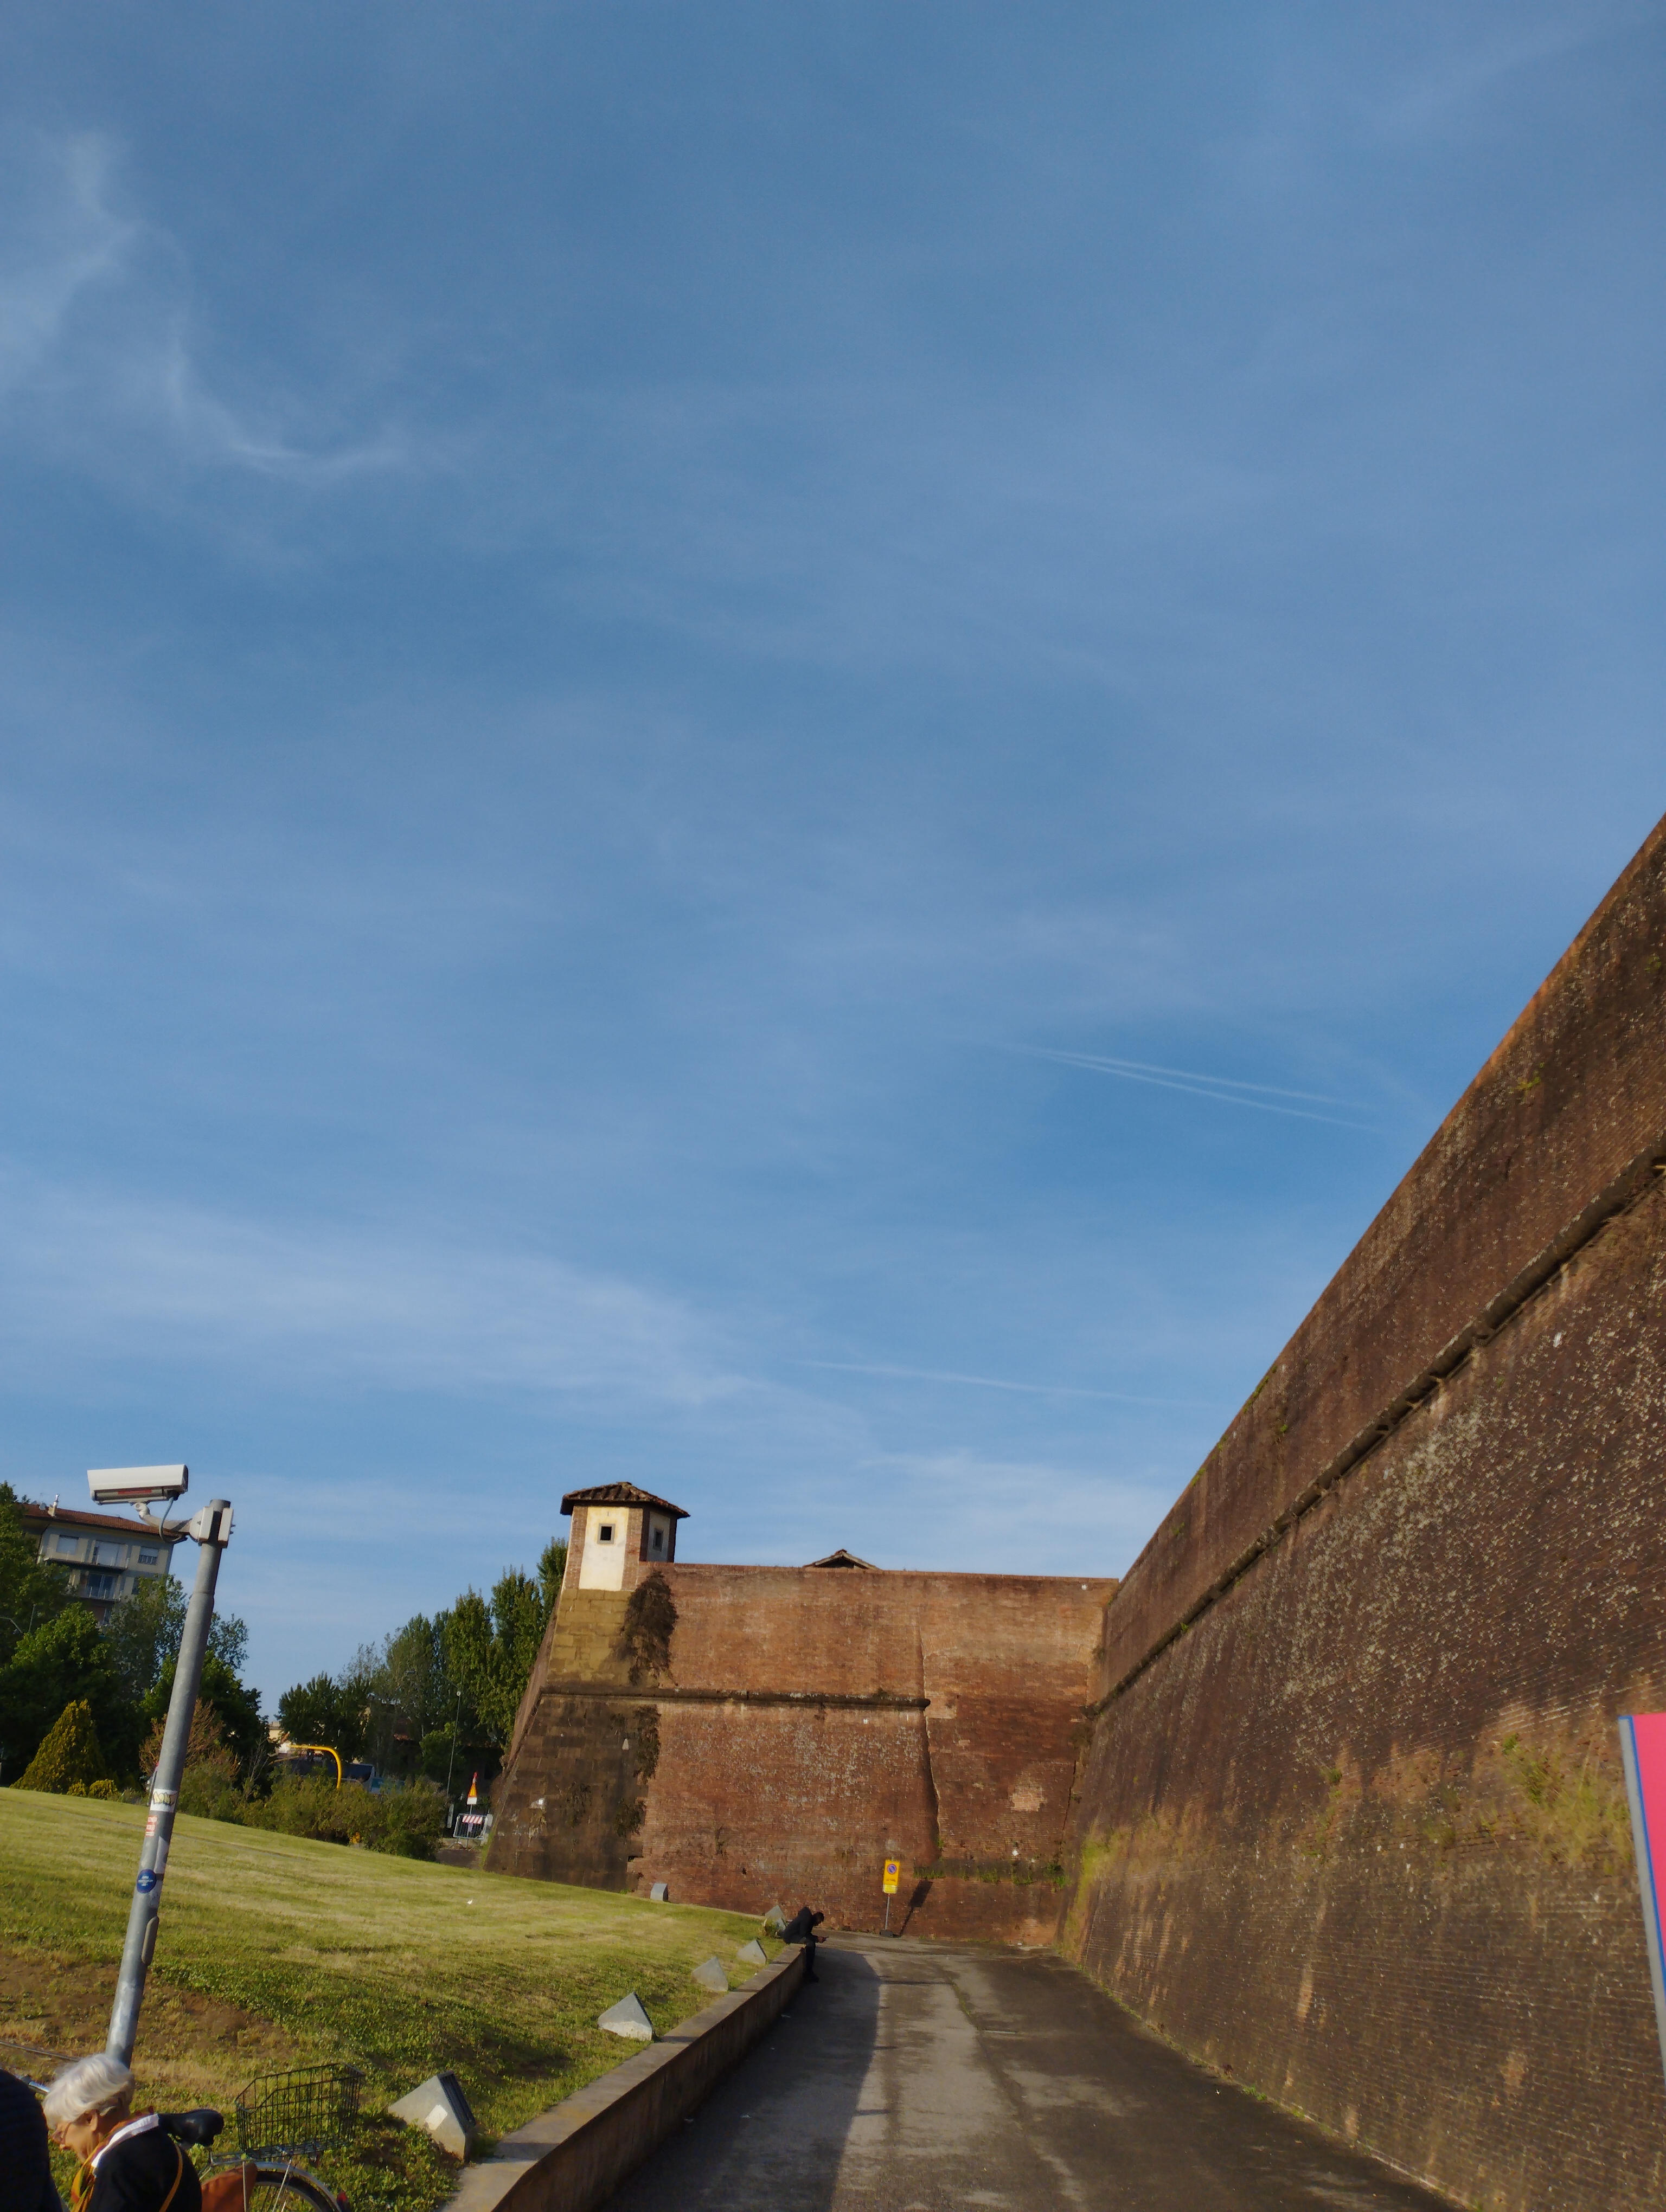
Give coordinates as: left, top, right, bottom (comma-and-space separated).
162, 2110, 225, 2146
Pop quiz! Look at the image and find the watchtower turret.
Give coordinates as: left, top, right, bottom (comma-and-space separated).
561, 1483, 687, 1592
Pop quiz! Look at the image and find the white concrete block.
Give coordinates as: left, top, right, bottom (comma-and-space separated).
598, 1991, 655, 2040
691, 1956, 729, 1992
735, 1939, 768, 1965
388, 2070, 478, 2158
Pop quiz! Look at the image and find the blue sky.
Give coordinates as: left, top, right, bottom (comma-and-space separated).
2, 3, 1662, 1704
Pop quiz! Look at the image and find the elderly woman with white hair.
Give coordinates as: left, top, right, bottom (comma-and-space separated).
41, 2055, 202, 2212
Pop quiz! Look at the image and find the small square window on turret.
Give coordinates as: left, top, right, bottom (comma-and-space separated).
598, 1522, 616, 1544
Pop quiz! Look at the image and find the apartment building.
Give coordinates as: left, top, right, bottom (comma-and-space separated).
18, 1497, 181, 1623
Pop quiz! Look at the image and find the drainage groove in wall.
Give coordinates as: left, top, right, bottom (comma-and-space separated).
533, 1682, 930, 1711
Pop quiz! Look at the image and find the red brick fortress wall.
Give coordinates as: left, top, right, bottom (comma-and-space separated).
489, 1564, 1113, 1940
1063, 813, 1666, 2212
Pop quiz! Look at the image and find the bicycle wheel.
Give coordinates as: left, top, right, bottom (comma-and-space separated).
231, 2164, 343, 2211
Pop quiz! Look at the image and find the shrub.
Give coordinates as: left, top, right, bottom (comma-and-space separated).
16, 1699, 108, 1792
178, 1766, 248, 1821
140, 1697, 243, 1818
0, 1611, 134, 1779
241, 1775, 445, 1859
367, 1782, 448, 1859
142, 1651, 264, 1777
244, 1772, 354, 1842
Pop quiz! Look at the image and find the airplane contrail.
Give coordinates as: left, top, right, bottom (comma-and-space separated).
802, 1359, 1220, 1407
1008, 1045, 1377, 1129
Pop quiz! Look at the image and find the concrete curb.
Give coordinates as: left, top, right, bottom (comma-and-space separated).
441, 1949, 806, 2212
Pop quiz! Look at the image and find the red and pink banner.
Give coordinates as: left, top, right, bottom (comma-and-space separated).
1619, 1713, 1666, 2087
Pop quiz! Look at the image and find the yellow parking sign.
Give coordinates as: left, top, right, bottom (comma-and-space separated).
882, 1858, 901, 1894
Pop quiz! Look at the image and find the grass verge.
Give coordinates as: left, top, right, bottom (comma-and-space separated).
1, 1791, 777, 2210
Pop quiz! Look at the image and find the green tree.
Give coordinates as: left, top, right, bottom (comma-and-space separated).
104, 1573, 185, 1701
277, 1671, 367, 1761
440, 1563, 552, 1747
270, 1534, 564, 1790
495, 1566, 549, 1719
103, 1571, 249, 1703
0, 1483, 71, 1668
358, 1615, 452, 1777
143, 1650, 264, 1777
207, 1610, 249, 1678
538, 1538, 568, 1618
0, 1609, 133, 1780
418, 1722, 465, 1785
438, 1590, 502, 1741
16, 1697, 107, 1792
383, 1614, 448, 1728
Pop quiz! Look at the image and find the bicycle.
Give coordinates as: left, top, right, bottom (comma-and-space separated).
169, 2107, 347, 2212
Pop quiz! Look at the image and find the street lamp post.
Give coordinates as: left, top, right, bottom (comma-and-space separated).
444, 1688, 463, 1802
94, 1468, 234, 2068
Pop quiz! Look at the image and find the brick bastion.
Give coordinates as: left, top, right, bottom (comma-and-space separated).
487, 1516, 1114, 1943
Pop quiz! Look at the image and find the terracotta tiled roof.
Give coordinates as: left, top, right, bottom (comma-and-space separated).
804, 1548, 877, 1569
560, 1483, 689, 1519
16, 1499, 178, 1542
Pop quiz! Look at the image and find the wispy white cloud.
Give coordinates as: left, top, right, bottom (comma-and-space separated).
0, 134, 134, 397
1375, 5, 1655, 140
1, 1171, 731, 1406
861, 1447, 1175, 1577
0, 131, 406, 482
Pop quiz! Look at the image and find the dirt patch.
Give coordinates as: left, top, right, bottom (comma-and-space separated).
0, 1944, 302, 2105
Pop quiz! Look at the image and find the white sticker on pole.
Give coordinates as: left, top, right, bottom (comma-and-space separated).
1619, 1713, 1666, 2092
150, 1789, 177, 1812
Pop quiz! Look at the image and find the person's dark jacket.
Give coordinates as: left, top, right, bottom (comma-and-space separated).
0, 2066, 60, 2212
780, 1907, 824, 1945
86, 2117, 202, 2212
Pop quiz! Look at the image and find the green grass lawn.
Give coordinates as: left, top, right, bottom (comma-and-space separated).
0, 1792, 778, 2210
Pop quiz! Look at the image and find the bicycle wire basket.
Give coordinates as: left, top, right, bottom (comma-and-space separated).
234, 2062, 365, 2157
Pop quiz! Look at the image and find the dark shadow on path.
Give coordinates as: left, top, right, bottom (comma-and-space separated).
600, 1940, 881, 2212
601, 1938, 1460, 2212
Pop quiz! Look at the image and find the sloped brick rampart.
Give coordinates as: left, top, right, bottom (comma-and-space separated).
1066, 813, 1666, 2211
489, 1566, 1112, 1939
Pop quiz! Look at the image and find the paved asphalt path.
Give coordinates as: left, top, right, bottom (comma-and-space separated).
602, 1935, 1457, 2212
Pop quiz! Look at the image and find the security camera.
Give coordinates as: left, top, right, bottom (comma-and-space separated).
88, 1465, 189, 1507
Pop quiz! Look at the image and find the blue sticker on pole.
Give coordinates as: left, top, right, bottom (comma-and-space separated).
135, 1869, 161, 1894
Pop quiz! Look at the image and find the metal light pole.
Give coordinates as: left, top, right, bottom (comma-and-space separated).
443, 1688, 463, 1801
105, 1484, 233, 2067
